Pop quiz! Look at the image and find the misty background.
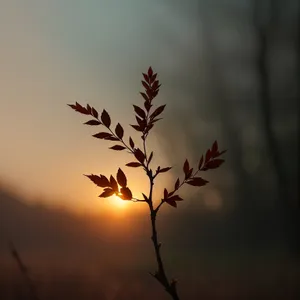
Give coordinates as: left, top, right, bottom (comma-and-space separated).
0, 0, 299, 299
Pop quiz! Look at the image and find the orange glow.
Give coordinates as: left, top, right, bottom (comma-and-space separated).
110, 194, 129, 209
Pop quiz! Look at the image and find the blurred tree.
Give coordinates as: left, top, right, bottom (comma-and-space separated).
253, 0, 299, 254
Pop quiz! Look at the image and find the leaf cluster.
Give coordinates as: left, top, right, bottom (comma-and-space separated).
68, 67, 226, 210
68, 66, 227, 300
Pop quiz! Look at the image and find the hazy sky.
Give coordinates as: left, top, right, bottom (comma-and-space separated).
0, 0, 204, 213
2, 0, 296, 215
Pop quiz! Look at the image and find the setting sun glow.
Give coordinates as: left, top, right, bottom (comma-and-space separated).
111, 194, 128, 209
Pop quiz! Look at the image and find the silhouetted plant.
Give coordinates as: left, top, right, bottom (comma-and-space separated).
68, 67, 226, 300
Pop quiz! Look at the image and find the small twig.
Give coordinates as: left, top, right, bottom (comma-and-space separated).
8, 241, 40, 300
131, 197, 147, 202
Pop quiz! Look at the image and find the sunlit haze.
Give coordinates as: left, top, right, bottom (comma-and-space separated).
0, 0, 194, 215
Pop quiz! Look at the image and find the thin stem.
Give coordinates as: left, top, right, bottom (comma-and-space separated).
147, 177, 180, 300
154, 199, 164, 214
131, 197, 146, 202
143, 136, 148, 163
9, 241, 40, 300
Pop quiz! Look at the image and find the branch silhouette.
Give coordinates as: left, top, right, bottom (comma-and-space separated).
68, 67, 226, 299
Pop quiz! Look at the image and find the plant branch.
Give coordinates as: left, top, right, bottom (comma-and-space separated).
154, 169, 200, 214
68, 67, 227, 300
104, 123, 134, 154
146, 160, 180, 299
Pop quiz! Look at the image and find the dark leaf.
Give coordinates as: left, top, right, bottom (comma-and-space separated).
168, 190, 175, 197
167, 195, 183, 202
105, 136, 119, 141
75, 102, 88, 114
140, 92, 149, 102
150, 73, 157, 84
159, 167, 172, 173
142, 73, 149, 83
84, 120, 101, 125
183, 159, 190, 175
68, 102, 90, 115
85, 174, 110, 187
142, 80, 149, 90
134, 148, 145, 163
99, 189, 114, 198
163, 188, 168, 199
150, 105, 166, 120
205, 149, 212, 163
86, 104, 92, 114
131, 124, 143, 132
115, 123, 124, 139
129, 137, 135, 149
126, 162, 142, 168
165, 199, 177, 208
117, 168, 127, 188
212, 140, 218, 155
198, 155, 204, 170
91, 107, 98, 118
148, 67, 153, 78
205, 159, 225, 169
101, 110, 111, 127
148, 152, 153, 164
110, 175, 118, 192
68, 104, 77, 109
146, 88, 152, 97
175, 178, 180, 190
110, 145, 126, 151
152, 86, 161, 93
135, 116, 146, 128
93, 132, 112, 139
120, 187, 132, 200
133, 105, 146, 119
144, 101, 152, 112
185, 168, 193, 179
152, 90, 159, 98
187, 177, 209, 187
152, 80, 160, 90
154, 84, 161, 92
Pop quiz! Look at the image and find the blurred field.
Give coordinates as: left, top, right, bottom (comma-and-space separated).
0, 258, 299, 300
1, 186, 299, 299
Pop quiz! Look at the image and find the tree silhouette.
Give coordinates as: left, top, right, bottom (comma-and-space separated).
68, 67, 226, 300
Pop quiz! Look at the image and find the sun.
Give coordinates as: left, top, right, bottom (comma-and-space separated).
110, 194, 128, 209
